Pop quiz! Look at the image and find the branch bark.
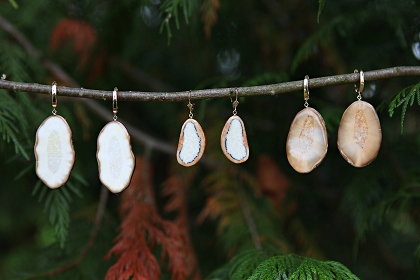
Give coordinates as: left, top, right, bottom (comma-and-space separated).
1, 66, 420, 102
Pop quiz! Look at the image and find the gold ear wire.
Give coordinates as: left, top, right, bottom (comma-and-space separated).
52, 81, 57, 115
113, 87, 118, 121
187, 90, 194, 118
354, 69, 364, 100
304, 75, 309, 108
232, 88, 239, 115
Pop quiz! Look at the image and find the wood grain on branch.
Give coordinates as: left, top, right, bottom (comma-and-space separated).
1, 66, 420, 102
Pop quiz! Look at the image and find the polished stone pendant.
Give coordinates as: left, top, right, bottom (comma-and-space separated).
221, 115, 249, 164
35, 115, 75, 189
286, 107, 328, 173
337, 100, 382, 167
177, 118, 206, 167
97, 121, 135, 193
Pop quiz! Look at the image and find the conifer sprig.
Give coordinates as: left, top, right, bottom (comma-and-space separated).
209, 250, 360, 280
0, 90, 30, 160
387, 81, 420, 134
32, 173, 86, 248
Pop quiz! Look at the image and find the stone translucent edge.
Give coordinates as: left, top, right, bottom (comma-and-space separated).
286, 107, 328, 173
35, 115, 75, 189
337, 100, 382, 167
221, 115, 249, 164
97, 121, 135, 193
176, 119, 206, 167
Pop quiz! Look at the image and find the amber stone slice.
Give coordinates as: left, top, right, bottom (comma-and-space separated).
286, 107, 328, 173
337, 100, 382, 167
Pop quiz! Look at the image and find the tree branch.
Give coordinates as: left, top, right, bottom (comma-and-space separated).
1, 66, 420, 102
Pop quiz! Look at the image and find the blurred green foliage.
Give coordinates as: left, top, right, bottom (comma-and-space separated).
0, 0, 420, 279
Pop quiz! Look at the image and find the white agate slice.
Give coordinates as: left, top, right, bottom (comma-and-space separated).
286, 107, 328, 173
337, 100, 382, 167
221, 115, 249, 164
177, 119, 206, 167
35, 115, 75, 189
97, 121, 135, 193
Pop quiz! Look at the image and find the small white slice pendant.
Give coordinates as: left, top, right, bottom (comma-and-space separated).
97, 121, 135, 193
286, 107, 328, 173
177, 119, 206, 167
35, 115, 75, 189
221, 115, 249, 164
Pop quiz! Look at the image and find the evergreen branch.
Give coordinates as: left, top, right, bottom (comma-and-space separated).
236, 177, 262, 250
29, 185, 109, 279
387, 81, 420, 134
247, 254, 360, 280
8, 0, 18, 9
1, 66, 419, 102
159, 0, 193, 43
0, 90, 30, 160
317, 0, 326, 23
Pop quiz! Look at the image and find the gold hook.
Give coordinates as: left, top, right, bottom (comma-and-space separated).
113, 87, 118, 121
232, 88, 239, 115
304, 75, 309, 108
187, 90, 194, 118
52, 81, 57, 115
354, 69, 364, 100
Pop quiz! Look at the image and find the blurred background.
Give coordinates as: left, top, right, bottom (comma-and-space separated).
0, 0, 420, 279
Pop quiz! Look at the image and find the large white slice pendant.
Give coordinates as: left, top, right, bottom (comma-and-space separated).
337, 100, 382, 167
221, 115, 249, 164
286, 107, 328, 173
97, 121, 135, 193
35, 115, 75, 189
177, 119, 206, 167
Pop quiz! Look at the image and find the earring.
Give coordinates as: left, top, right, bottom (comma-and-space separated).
177, 91, 206, 167
35, 82, 75, 189
220, 88, 249, 163
97, 88, 135, 193
286, 75, 328, 173
337, 70, 382, 167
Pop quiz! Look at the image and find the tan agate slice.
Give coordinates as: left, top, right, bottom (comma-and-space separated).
177, 119, 206, 167
221, 115, 249, 164
286, 107, 328, 173
97, 121, 135, 193
337, 100, 382, 167
35, 115, 75, 189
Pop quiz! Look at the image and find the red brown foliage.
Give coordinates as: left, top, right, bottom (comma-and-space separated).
50, 19, 97, 68
162, 174, 202, 280
105, 157, 187, 280
257, 155, 291, 214
49, 18, 106, 83
201, 0, 220, 38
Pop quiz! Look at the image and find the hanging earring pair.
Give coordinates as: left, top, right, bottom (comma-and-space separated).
35, 85, 136, 193
35, 82, 76, 189
97, 88, 135, 193
337, 70, 382, 167
286, 76, 328, 173
176, 89, 249, 167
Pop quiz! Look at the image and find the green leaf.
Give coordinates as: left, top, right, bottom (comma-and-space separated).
8, 0, 19, 9
387, 81, 420, 134
317, 0, 326, 23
